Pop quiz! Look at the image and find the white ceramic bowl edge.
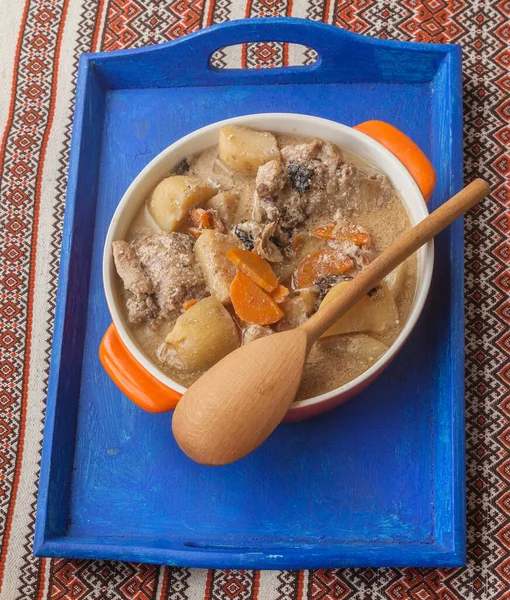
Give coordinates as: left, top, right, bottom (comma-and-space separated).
103, 113, 433, 419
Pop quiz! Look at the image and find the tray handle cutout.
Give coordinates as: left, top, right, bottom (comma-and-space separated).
197, 19, 387, 75
354, 120, 436, 202
210, 43, 318, 70
100, 324, 181, 413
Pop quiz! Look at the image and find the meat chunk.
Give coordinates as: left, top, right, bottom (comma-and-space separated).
281, 139, 343, 182
327, 213, 375, 270
254, 190, 307, 228
333, 164, 393, 214
316, 140, 343, 172
334, 163, 358, 203
280, 138, 323, 163
253, 139, 348, 228
281, 139, 344, 217
112, 241, 153, 296
253, 193, 283, 224
233, 220, 262, 250
126, 295, 159, 324
255, 160, 286, 199
253, 222, 283, 263
135, 233, 206, 318
112, 233, 206, 324
235, 220, 290, 262
357, 170, 393, 208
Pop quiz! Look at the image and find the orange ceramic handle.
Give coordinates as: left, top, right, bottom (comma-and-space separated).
354, 120, 436, 202
100, 323, 181, 413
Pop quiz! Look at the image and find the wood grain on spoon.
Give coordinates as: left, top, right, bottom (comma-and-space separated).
172, 179, 490, 466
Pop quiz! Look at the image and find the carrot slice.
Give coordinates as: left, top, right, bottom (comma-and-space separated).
226, 247, 278, 292
347, 231, 370, 246
271, 284, 290, 303
312, 224, 336, 240
294, 249, 354, 288
230, 272, 284, 325
292, 234, 305, 253
183, 299, 199, 310
189, 208, 213, 229
312, 223, 370, 247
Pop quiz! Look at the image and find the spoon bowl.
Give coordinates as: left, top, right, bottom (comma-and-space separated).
172, 329, 308, 465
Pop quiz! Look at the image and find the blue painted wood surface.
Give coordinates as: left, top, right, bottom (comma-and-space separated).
34, 18, 464, 568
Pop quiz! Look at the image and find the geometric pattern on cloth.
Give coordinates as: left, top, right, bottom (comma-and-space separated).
0, 0, 508, 598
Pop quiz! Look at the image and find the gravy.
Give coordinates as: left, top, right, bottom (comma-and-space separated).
115, 132, 416, 401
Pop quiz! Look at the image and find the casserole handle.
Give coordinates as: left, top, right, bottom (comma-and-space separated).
354, 120, 436, 202
100, 323, 182, 413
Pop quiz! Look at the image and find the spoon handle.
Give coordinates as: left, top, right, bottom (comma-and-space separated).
301, 178, 490, 342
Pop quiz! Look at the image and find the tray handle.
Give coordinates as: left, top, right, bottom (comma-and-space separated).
186, 19, 418, 76
100, 324, 181, 413
354, 120, 436, 202
92, 19, 450, 88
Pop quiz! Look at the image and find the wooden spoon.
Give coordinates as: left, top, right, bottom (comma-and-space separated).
172, 179, 490, 466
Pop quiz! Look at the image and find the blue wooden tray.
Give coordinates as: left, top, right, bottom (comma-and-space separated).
34, 18, 464, 569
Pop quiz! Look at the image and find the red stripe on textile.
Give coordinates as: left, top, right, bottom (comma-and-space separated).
285, 0, 294, 66
283, 43, 288, 65
252, 571, 260, 600
91, 0, 108, 52
241, 0, 253, 68
323, 0, 332, 22
206, 0, 215, 26
158, 567, 169, 599
203, 569, 213, 600
283, 0, 291, 69
36, 558, 47, 600
296, 571, 304, 600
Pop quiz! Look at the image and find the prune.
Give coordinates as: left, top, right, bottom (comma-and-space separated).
315, 275, 341, 300
270, 235, 284, 249
175, 158, 189, 174
315, 274, 352, 300
367, 285, 382, 298
233, 225, 255, 251
287, 163, 314, 193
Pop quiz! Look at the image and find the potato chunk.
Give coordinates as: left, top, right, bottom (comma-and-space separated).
194, 230, 241, 304
280, 296, 309, 329
346, 334, 389, 363
320, 281, 398, 337
277, 288, 319, 330
384, 261, 407, 298
309, 334, 388, 369
165, 296, 239, 371
218, 126, 279, 176
149, 175, 216, 232
205, 192, 238, 227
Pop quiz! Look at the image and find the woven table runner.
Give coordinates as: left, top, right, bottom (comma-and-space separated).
0, 1, 508, 598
